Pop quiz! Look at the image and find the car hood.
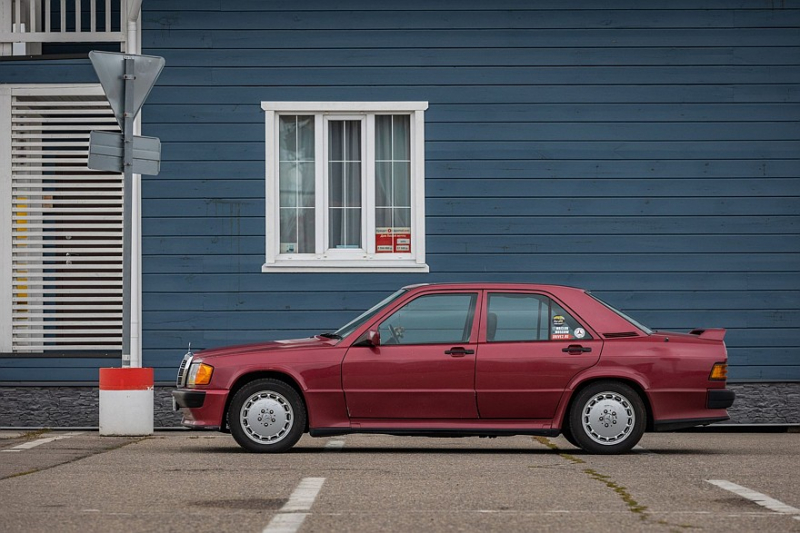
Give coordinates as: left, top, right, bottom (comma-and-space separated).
193, 336, 336, 360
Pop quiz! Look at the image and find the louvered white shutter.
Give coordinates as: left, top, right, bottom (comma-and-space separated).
1, 85, 123, 356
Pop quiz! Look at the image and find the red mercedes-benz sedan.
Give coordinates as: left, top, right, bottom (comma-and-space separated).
172, 283, 734, 454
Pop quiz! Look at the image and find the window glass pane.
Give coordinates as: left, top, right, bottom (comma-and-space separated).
329, 120, 344, 161
329, 208, 362, 248
328, 162, 343, 207
375, 115, 392, 161
346, 121, 361, 161
329, 120, 363, 250
378, 294, 477, 345
280, 162, 315, 208
375, 162, 391, 207
279, 115, 314, 161
376, 207, 392, 228
298, 162, 315, 207
393, 207, 411, 228
279, 116, 315, 254
375, 115, 412, 255
487, 293, 550, 342
279, 116, 298, 161
393, 162, 411, 206
346, 162, 362, 206
279, 208, 297, 247
297, 115, 315, 161
280, 207, 315, 253
392, 115, 410, 161
279, 162, 299, 207
551, 301, 593, 341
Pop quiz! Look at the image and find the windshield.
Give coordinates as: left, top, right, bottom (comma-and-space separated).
334, 289, 407, 339
587, 292, 653, 335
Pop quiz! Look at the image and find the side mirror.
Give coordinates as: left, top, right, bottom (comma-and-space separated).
367, 330, 381, 346
354, 330, 381, 347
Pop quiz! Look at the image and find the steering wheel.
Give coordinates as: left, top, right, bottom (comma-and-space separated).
385, 323, 401, 345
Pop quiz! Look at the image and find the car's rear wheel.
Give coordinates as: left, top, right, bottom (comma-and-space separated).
568, 381, 645, 454
229, 378, 306, 453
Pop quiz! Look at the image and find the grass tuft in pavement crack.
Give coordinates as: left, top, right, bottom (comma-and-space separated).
533, 436, 585, 464
583, 468, 649, 518
535, 436, 696, 529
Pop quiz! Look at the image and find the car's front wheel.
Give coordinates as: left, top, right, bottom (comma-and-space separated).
229, 378, 306, 453
568, 381, 645, 454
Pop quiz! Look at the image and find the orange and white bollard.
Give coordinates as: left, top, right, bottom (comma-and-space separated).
98, 368, 154, 436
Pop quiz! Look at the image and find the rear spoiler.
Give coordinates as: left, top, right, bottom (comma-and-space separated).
689, 328, 726, 341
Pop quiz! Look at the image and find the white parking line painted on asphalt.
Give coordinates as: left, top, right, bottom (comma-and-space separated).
324, 438, 345, 451
281, 477, 326, 512
263, 513, 310, 533
1, 432, 84, 453
262, 477, 326, 533
707, 480, 800, 517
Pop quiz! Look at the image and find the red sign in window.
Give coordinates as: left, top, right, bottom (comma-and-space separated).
376, 227, 411, 253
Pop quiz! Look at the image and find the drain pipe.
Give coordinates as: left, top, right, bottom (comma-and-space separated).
127, 0, 143, 55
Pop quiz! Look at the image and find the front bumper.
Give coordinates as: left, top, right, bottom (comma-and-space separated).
173, 389, 206, 408
172, 388, 229, 430
707, 388, 736, 410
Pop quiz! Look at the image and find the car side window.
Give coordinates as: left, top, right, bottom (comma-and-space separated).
486, 293, 550, 342
550, 300, 592, 341
378, 293, 478, 345
486, 293, 592, 342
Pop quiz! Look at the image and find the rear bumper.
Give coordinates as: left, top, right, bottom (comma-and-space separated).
172, 388, 229, 430
707, 388, 736, 410
654, 416, 730, 432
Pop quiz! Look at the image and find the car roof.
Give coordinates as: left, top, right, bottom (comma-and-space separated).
401, 282, 588, 295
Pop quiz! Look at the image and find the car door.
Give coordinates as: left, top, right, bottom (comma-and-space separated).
342, 291, 481, 419
476, 292, 602, 420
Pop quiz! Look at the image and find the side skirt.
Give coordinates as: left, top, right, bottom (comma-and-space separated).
309, 427, 560, 438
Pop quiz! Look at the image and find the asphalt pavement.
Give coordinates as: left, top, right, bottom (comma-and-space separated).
1, 429, 799, 532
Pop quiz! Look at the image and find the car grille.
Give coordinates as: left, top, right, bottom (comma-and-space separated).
176, 351, 193, 388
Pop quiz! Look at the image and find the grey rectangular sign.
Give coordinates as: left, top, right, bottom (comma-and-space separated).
88, 131, 161, 176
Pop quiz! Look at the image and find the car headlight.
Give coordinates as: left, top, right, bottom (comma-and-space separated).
187, 362, 214, 387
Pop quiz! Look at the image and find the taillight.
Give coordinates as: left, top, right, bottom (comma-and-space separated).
709, 362, 728, 381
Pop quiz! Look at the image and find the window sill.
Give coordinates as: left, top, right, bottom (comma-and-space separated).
262, 260, 429, 273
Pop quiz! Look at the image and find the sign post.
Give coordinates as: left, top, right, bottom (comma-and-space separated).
88, 51, 164, 369
89, 51, 165, 436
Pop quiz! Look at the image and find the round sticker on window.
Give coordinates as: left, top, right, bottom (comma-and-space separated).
574, 328, 586, 339
552, 315, 565, 327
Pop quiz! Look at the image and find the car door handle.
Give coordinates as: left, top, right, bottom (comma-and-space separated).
445, 347, 474, 357
562, 345, 592, 354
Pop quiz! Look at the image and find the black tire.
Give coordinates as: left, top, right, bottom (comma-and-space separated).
229, 378, 307, 453
568, 381, 646, 455
560, 423, 580, 448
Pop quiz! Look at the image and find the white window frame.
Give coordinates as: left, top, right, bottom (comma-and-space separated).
262, 102, 429, 273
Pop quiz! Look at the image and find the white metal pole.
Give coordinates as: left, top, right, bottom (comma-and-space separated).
125, 2, 142, 368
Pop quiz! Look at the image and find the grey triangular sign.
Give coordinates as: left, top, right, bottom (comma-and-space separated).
89, 51, 165, 128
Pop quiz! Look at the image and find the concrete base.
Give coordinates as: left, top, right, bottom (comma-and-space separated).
98, 389, 154, 436
97, 368, 155, 436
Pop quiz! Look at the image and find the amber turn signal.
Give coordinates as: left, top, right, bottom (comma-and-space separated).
709, 362, 728, 381
188, 363, 214, 387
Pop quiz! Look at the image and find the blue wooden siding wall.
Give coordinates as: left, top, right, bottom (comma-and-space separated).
1, 1, 799, 383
